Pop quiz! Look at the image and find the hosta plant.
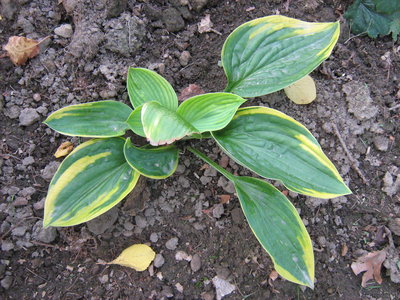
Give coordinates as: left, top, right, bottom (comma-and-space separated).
43, 15, 351, 288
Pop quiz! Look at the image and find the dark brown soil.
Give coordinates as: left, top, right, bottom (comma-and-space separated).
1, 0, 399, 299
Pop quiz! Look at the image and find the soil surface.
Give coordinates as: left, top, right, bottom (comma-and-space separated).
1, 0, 400, 299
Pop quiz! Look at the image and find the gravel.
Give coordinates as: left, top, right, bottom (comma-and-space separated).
54, 24, 73, 38
190, 254, 201, 272
19, 108, 40, 126
165, 237, 179, 250
154, 253, 165, 268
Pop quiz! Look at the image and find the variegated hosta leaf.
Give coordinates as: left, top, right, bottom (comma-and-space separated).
234, 176, 314, 288
126, 105, 146, 137
212, 107, 351, 198
44, 101, 132, 137
44, 138, 140, 227
127, 67, 178, 110
141, 101, 197, 146
176, 93, 246, 132
124, 138, 179, 179
222, 15, 340, 97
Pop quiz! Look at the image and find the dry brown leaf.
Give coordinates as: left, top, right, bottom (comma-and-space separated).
351, 249, 387, 287
3, 36, 43, 66
198, 15, 221, 35
218, 194, 231, 204
54, 141, 74, 158
178, 84, 205, 101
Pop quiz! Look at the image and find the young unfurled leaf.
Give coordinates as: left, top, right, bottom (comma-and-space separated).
54, 141, 74, 158
108, 244, 156, 271
3, 36, 46, 66
351, 249, 387, 287
284, 75, 317, 105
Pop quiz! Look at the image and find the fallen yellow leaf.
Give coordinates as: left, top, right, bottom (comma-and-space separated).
3, 36, 49, 66
284, 75, 316, 105
108, 244, 155, 271
54, 141, 74, 158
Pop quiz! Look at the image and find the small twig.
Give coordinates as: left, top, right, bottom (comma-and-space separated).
26, 268, 48, 282
388, 103, 400, 111
332, 123, 368, 184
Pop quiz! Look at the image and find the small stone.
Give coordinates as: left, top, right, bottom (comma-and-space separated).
201, 292, 215, 300
99, 274, 108, 284
178, 176, 190, 188
1, 241, 14, 252
12, 197, 28, 206
231, 208, 244, 224
179, 51, 191, 66
150, 232, 159, 243
87, 207, 118, 235
19, 187, 36, 197
12, 226, 27, 236
41, 161, 60, 181
373, 136, 389, 152
388, 218, 400, 236
32, 220, 58, 243
33, 93, 41, 102
382, 172, 400, 197
190, 254, 201, 272
22, 156, 35, 166
175, 283, 183, 293
212, 204, 224, 219
154, 254, 165, 268
1, 276, 13, 289
19, 108, 40, 126
161, 285, 173, 298
217, 177, 235, 194
166, 237, 179, 250
54, 24, 73, 38
135, 215, 148, 228
33, 198, 45, 210
175, 250, 192, 261
212, 276, 235, 300
123, 221, 134, 231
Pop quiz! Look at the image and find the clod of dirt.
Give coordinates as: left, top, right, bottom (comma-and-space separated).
189, 0, 208, 12
86, 206, 118, 235
0, 0, 17, 20
373, 136, 389, 152
19, 108, 40, 126
68, 24, 104, 60
388, 218, 400, 236
54, 24, 73, 38
0, 276, 13, 290
104, 13, 146, 57
104, 0, 127, 18
212, 276, 236, 300
162, 8, 185, 32
179, 50, 191, 66
342, 81, 378, 120
32, 220, 58, 243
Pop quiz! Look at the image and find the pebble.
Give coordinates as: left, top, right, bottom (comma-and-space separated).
19, 108, 40, 126
154, 254, 165, 268
179, 51, 191, 66
12, 197, 28, 206
123, 221, 134, 231
212, 276, 235, 300
1, 276, 13, 289
12, 226, 27, 236
190, 254, 201, 272
54, 24, 73, 38
175, 282, 183, 293
212, 204, 224, 219
33, 198, 45, 210
22, 156, 35, 166
150, 232, 159, 243
33, 93, 41, 102
373, 136, 389, 152
41, 161, 60, 181
178, 176, 190, 188
1, 241, 14, 252
166, 237, 179, 250
99, 274, 108, 284
388, 218, 400, 236
217, 177, 235, 194
135, 215, 148, 228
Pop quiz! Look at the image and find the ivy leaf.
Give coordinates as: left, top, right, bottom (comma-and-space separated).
344, 0, 400, 41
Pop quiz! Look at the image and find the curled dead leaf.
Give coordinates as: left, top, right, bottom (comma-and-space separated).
351, 249, 387, 287
54, 141, 74, 158
3, 36, 48, 66
178, 84, 205, 101
107, 244, 156, 271
198, 14, 221, 35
